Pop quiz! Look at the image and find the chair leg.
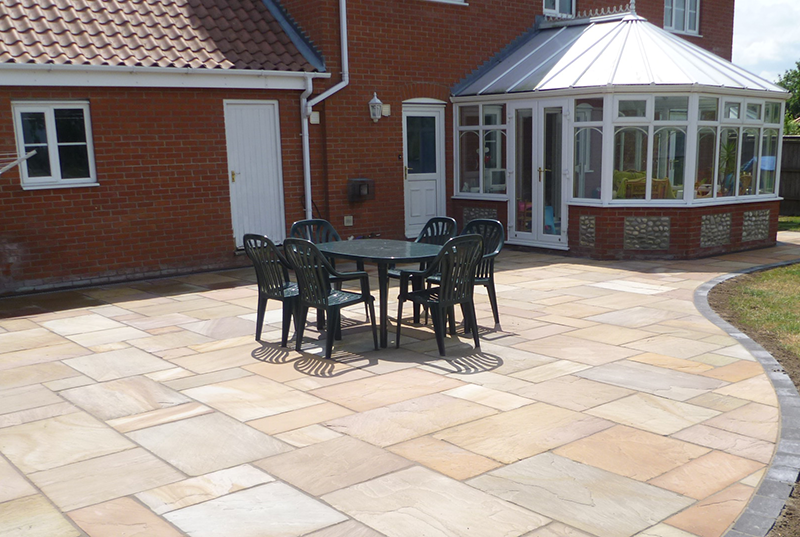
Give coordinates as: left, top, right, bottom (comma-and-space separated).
316, 308, 325, 331
412, 275, 422, 324
295, 306, 309, 352
368, 299, 378, 350
325, 308, 339, 360
255, 295, 267, 341
280, 300, 294, 347
461, 303, 471, 335
486, 279, 500, 325
395, 297, 405, 349
467, 301, 481, 350
448, 306, 457, 336
431, 305, 447, 356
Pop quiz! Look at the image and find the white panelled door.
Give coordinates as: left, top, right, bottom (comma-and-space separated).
224, 100, 285, 248
403, 103, 446, 238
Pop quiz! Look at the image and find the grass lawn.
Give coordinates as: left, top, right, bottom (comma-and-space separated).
779, 216, 800, 232
709, 264, 800, 537
720, 265, 800, 358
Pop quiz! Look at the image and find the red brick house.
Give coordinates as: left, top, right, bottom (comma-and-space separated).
0, 0, 785, 295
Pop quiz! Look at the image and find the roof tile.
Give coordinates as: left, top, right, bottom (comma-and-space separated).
0, 0, 317, 72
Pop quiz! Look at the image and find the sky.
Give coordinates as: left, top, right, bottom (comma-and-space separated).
732, 0, 800, 84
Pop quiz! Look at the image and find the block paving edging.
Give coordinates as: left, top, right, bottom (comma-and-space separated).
695, 258, 800, 537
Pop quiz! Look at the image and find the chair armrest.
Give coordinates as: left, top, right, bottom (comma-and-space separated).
330, 270, 371, 295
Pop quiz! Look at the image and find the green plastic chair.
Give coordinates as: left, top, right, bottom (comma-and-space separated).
242, 234, 298, 346
395, 235, 484, 356
283, 238, 378, 360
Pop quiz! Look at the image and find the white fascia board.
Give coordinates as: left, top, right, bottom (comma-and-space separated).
0, 63, 330, 90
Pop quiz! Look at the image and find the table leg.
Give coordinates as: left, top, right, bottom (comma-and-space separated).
377, 263, 389, 348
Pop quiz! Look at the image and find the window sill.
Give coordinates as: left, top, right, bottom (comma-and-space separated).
21, 181, 99, 191
452, 193, 508, 201
666, 29, 702, 38
422, 0, 468, 5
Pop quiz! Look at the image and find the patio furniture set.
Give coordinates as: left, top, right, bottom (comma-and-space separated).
243, 217, 504, 359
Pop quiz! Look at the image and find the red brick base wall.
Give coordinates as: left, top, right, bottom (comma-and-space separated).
568, 201, 780, 260
451, 199, 508, 233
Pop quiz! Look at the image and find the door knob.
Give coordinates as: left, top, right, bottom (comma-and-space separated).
231, 170, 236, 182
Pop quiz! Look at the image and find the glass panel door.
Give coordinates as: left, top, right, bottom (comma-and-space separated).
509, 100, 567, 246
541, 107, 563, 237
515, 108, 533, 234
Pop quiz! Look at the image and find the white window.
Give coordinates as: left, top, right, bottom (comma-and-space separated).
457, 104, 507, 195
544, 0, 574, 17
12, 101, 96, 189
664, 0, 699, 35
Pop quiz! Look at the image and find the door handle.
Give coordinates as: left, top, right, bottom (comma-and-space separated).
537, 167, 550, 182
231, 170, 236, 182
404, 166, 413, 180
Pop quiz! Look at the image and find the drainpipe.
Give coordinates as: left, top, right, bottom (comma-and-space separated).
300, 75, 314, 219
300, 0, 350, 219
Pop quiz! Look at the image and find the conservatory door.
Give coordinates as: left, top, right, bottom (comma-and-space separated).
508, 99, 568, 247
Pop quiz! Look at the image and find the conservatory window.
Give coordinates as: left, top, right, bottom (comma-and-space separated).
746, 103, 762, 122
695, 127, 717, 198
618, 100, 647, 118
544, 0, 574, 17
574, 98, 604, 199
652, 127, 685, 199
613, 127, 648, 199
765, 102, 782, 124
716, 127, 739, 198
738, 129, 758, 195
664, 0, 699, 35
654, 96, 689, 121
699, 97, 718, 121
760, 129, 779, 194
457, 104, 507, 194
724, 102, 741, 120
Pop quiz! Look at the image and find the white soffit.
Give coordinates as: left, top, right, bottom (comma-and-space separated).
455, 13, 789, 97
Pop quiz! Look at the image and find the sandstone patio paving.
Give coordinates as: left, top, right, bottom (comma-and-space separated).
1, 234, 799, 537
323, 466, 550, 537
469, 453, 694, 537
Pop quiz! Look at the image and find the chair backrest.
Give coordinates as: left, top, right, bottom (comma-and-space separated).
283, 238, 334, 308
289, 219, 342, 244
243, 234, 291, 300
462, 219, 504, 280
416, 216, 457, 246
432, 235, 484, 307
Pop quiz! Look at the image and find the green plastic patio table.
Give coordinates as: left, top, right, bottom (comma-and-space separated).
316, 238, 442, 348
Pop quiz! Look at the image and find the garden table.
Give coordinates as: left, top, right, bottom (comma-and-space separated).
317, 238, 442, 348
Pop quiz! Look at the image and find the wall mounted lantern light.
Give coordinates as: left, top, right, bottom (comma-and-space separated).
369, 92, 383, 122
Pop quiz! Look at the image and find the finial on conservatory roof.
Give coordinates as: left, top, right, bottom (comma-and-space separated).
629, 0, 636, 13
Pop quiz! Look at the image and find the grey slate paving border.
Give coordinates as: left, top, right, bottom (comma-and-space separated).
694, 258, 800, 537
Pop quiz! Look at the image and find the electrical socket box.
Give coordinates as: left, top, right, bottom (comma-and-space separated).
344, 215, 354, 226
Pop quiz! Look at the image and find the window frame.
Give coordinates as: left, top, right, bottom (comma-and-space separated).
664, 0, 700, 36
455, 103, 509, 198
543, 0, 575, 18
12, 101, 97, 190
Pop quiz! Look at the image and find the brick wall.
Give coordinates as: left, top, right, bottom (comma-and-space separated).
0, 86, 311, 295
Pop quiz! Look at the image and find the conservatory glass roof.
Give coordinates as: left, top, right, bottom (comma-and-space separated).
454, 12, 788, 97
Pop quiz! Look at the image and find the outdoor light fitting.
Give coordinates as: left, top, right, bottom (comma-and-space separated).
369, 92, 383, 122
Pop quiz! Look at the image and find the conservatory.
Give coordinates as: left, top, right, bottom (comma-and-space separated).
451, 10, 789, 259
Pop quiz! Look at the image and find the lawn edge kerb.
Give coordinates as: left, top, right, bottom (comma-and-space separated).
695, 257, 800, 537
